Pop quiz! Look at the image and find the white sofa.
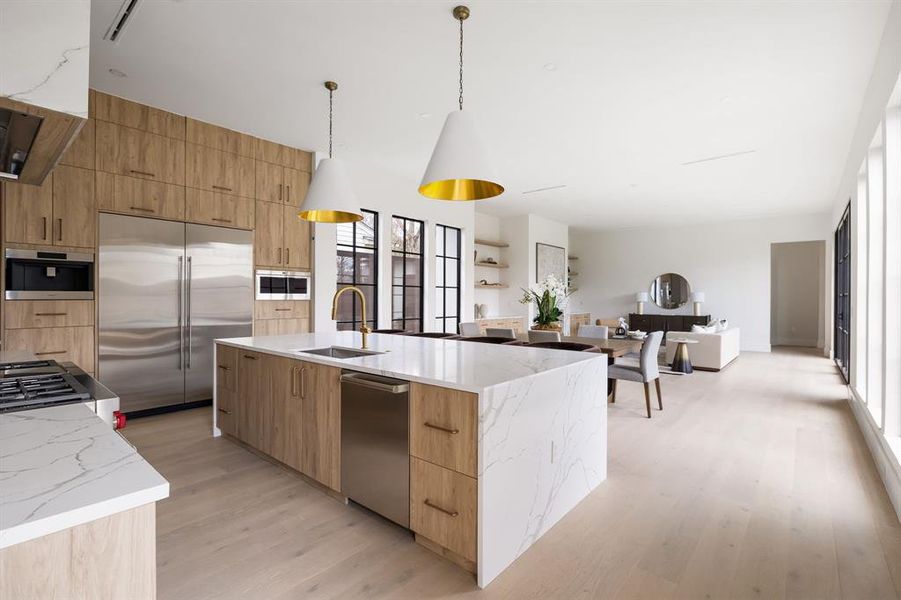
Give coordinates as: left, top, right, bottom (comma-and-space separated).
665, 327, 740, 371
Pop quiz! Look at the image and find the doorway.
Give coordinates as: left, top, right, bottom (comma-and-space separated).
770, 240, 826, 348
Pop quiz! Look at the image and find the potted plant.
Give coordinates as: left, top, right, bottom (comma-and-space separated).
519, 275, 570, 331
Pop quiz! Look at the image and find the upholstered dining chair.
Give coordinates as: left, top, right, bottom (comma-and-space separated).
527, 341, 600, 353
608, 331, 664, 418
458, 321, 481, 336
577, 324, 609, 339
459, 336, 522, 344
528, 329, 561, 343
485, 327, 516, 339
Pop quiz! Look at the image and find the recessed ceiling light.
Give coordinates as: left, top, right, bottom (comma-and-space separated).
108, 68, 128, 78
543, 62, 557, 71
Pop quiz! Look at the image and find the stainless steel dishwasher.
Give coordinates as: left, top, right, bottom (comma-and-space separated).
341, 371, 410, 528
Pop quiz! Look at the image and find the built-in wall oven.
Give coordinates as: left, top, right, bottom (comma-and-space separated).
255, 269, 311, 300
4, 249, 94, 300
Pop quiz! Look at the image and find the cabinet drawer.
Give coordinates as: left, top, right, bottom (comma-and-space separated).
254, 300, 310, 321
410, 457, 477, 562
186, 143, 254, 198
5, 301, 94, 329
95, 121, 185, 185
4, 326, 94, 373
253, 318, 309, 336
96, 172, 185, 221
410, 383, 477, 478
185, 188, 254, 229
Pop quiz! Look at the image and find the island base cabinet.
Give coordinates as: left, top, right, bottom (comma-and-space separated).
215, 345, 238, 437
0, 503, 157, 599
410, 457, 477, 564
300, 361, 342, 491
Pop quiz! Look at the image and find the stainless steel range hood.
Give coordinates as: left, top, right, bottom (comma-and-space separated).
0, 108, 43, 182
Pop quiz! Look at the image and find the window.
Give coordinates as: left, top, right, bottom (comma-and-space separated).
391, 216, 424, 332
834, 203, 851, 382
336, 210, 378, 331
435, 224, 461, 333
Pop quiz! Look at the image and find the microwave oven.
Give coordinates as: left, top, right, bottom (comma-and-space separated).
255, 269, 311, 301
5, 249, 95, 300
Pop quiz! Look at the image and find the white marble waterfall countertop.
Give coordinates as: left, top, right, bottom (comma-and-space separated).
0, 403, 169, 549
216, 331, 605, 392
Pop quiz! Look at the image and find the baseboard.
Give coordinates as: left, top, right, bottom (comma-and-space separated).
847, 387, 901, 523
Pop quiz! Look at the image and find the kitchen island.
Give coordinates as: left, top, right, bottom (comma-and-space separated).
0, 353, 169, 598
213, 331, 608, 587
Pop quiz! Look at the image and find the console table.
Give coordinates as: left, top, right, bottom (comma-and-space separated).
629, 313, 709, 334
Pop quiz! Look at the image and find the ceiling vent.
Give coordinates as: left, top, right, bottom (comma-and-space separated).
522, 184, 566, 195
103, 0, 143, 43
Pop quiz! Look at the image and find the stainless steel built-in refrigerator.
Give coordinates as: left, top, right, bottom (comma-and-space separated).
98, 213, 253, 412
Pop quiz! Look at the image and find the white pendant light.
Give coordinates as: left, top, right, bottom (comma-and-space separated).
419, 5, 503, 201
299, 81, 362, 223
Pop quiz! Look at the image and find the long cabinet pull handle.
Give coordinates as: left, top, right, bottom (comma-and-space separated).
277, 247, 282, 264
130, 206, 156, 213
34, 312, 67, 316
424, 422, 460, 435
217, 365, 230, 371
35, 350, 66, 356
217, 407, 232, 415
243, 354, 258, 360
286, 248, 290, 264
278, 184, 283, 202
286, 185, 291, 203
291, 366, 298, 397
300, 367, 306, 399
129, 169, 156, 177
42, 217, 47, 240
424, 499, 459, 518
274, 308, 291, 312
212, 218, 232, 223
212, 185, 232, 192
57, 218, 63, 241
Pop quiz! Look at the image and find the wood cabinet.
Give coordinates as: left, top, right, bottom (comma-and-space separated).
300, 360, 342, 491
59, 119, 95, 170
254, 200, 311, 269
628, 313, 709, 334
95, 121, 185, 185
254, 162, 310, 207
267, 355, 304, 472
253, 318, 310, 336
216, 345, 238, 437
4, 326, 94, 373
96, 172, 185, 221
185, 188, 254, 230
92, 90, 186, 139
186, 118, 253, 157
476, 317, 525, 335
185, 142, 254, 198
254, 300, 310, 321
236, 350, 267, 453
254, 138, 312, 173
410, 457, 477, 563
410, 384, 478, 478
5, 300, 94, 329
4, 166, 95, 249
283, 168, 310, 207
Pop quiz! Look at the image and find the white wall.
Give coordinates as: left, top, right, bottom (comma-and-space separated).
770, 241, 825, 347
0, 1, 90, 117
313, 158, 475, 332
473, 213, 502, 317
568, 213, 831, 352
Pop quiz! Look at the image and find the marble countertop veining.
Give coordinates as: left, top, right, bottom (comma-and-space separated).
0, 403, 169, 549
216, 332, 605, 393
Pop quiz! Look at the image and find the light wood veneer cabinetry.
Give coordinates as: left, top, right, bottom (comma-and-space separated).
5, 300, 94, 329
185, 142, 255, 198
215, 344, 238, 437
476, 317, 525, 335
185, 188, 254, 230
95, 121, 185, 185
96, 171, 186, 221
254, 201, 312, 269
4, 326, 94, 373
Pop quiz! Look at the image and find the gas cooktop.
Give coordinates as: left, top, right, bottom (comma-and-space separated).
0, 360, 92, 413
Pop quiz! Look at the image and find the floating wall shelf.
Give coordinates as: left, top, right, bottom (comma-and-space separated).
475, 283, 509, 289
475, 238, 509, 248
475, 261, 508, 269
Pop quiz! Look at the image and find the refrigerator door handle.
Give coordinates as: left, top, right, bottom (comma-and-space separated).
186, 256, 193, 369
177, 256, 184, 370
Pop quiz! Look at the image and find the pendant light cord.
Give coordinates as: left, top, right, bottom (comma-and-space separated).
328, 87, 334, 159
458, 14, 464, 111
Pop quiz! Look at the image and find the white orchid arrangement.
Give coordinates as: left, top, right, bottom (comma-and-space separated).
519, 274, 571, 326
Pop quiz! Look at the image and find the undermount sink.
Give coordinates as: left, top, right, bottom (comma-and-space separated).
296, 346, 385, 359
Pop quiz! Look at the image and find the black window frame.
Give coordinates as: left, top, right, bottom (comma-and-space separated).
391, 215, 425, 332
834, 201, 851, 382
336, 209, 379, 331
435, 224, 462, 333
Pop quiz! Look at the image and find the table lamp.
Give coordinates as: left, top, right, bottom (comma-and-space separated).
636, 292, 650, 315
691, 291, 705, 316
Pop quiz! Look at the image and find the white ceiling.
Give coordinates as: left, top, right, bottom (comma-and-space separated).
89, 0, 892, 230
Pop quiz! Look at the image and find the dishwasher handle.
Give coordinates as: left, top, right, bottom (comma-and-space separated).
340, 372, 409, 394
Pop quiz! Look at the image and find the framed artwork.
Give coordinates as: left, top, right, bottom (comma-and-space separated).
536, 243, 566, 283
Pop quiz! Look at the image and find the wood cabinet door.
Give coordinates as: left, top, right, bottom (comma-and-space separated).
216, 344, 238, 437
52, 165, 95, 249
300, 361, 342, 491
5, 300, 94, 329
95, 121, 185, 185
254, 160, 283, 203
283, 167, 309, 207
282, 203, 311, 270
92, 90, 186, 139
186, 143, 254, 198
185, 188, 254, 230
254, 200, 283, 267
236, 350, 266, 452
410, 383, 478, 478
410, 457, 477, 562
96, 172, 186, 221
4, 177, 53, 244
3, 326, 94, 373
58, 119, 95, 169
253, 318, 310, 336
267, 356, 303, 472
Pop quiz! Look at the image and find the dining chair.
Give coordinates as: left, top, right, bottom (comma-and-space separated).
458, 321, 481, 336
528, 329, 561, 343
485, 327, 516, 339
608, 331, 664, 418
577, 324, 609, 339
527, 341, 600, 353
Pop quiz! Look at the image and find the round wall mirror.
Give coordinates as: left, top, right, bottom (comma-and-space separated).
649, 273, 691, 309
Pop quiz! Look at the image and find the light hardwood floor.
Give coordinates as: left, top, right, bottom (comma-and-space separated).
124, 348, 901, 599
